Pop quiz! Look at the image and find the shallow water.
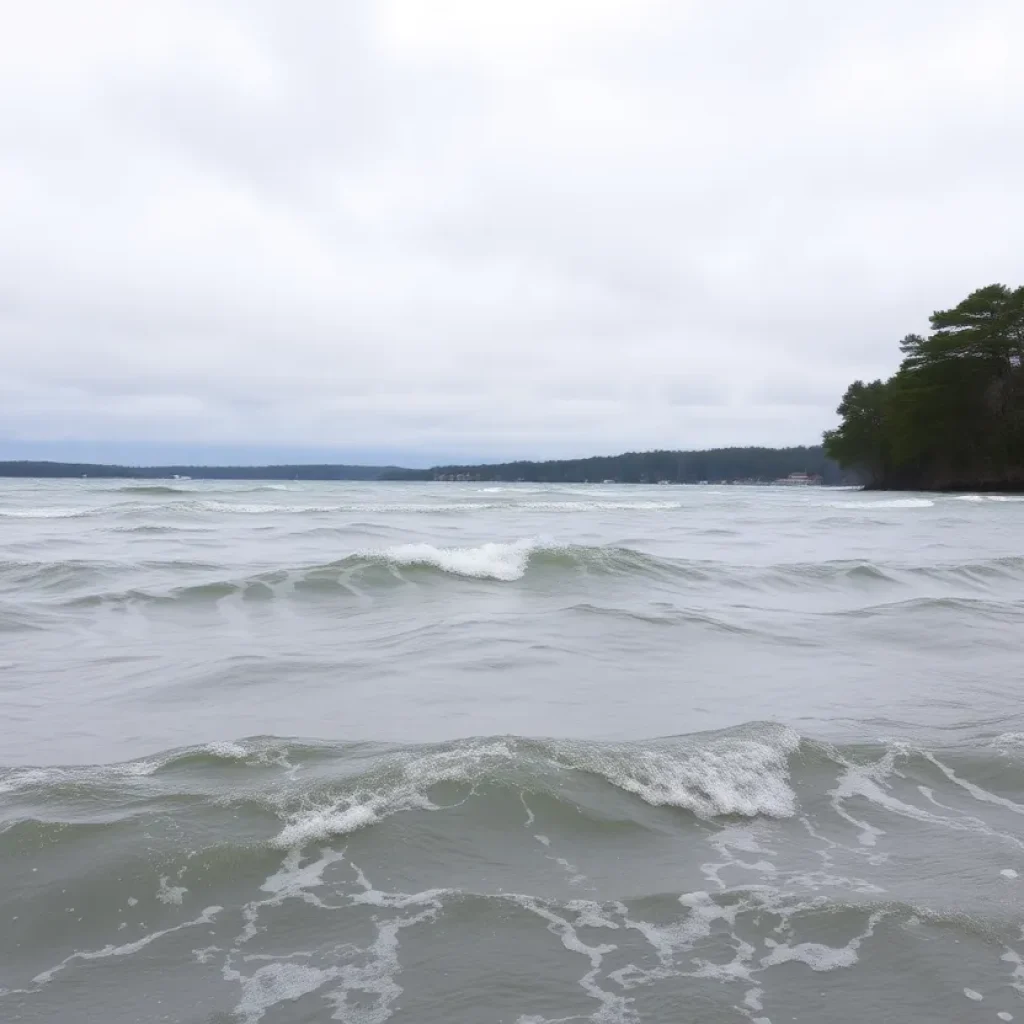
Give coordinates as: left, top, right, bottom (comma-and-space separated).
1, 479, 1023, 1022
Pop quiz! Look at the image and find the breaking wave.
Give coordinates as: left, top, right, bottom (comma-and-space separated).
0, 498, 685, 519
111, 485, 197, 495
8, 726, 1024, 859
369, 539, 538, 580
9, 546, 1024, 605
0, 724, 802, 842
826, 498, 935, 509
270, 726, 801, 847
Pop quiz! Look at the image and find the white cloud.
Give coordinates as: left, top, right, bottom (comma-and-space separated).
1, 0, 1023, 460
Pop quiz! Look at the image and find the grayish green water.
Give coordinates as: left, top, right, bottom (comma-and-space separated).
2, 480, 1023, 1022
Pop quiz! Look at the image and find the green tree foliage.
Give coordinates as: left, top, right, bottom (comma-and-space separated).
824, 284, 1024, 489
822, 381, 891, 484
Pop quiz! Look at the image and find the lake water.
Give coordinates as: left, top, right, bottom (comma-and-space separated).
2, 479, 1023, 1023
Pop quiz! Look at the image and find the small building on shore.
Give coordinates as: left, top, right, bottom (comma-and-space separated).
774, 472, 822, 486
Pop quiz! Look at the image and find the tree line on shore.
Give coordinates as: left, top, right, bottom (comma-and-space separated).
0, 447, 848, 484
384, 447, 846, 484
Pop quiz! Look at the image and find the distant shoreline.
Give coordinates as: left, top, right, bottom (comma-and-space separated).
0, 461, 388, 482
7, 459, 1021, 490
0, 447, 856, 486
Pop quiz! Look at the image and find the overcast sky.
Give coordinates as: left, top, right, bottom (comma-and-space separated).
2, 0, 1023, 465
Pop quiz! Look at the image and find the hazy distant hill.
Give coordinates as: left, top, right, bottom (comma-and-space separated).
0, 462, 391, 481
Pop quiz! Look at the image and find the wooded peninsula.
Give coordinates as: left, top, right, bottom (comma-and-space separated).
825, 284, 1024, 491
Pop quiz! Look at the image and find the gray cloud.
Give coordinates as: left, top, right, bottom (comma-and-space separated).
2, 0, 1023, 460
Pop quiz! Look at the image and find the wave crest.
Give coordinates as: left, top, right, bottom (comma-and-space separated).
10, 547, 1024, 603
370, 540, 537, 581
112, 485, 195, 495
827, 498, 934, 509
271, 725, 801, 847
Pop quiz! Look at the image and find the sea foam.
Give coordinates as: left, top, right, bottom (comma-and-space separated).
550, 727, 801, 819
827, 498, 934, 510
372, 539, 541, 581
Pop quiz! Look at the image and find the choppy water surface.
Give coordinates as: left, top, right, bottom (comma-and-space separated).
2, 479, 1023, 1023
